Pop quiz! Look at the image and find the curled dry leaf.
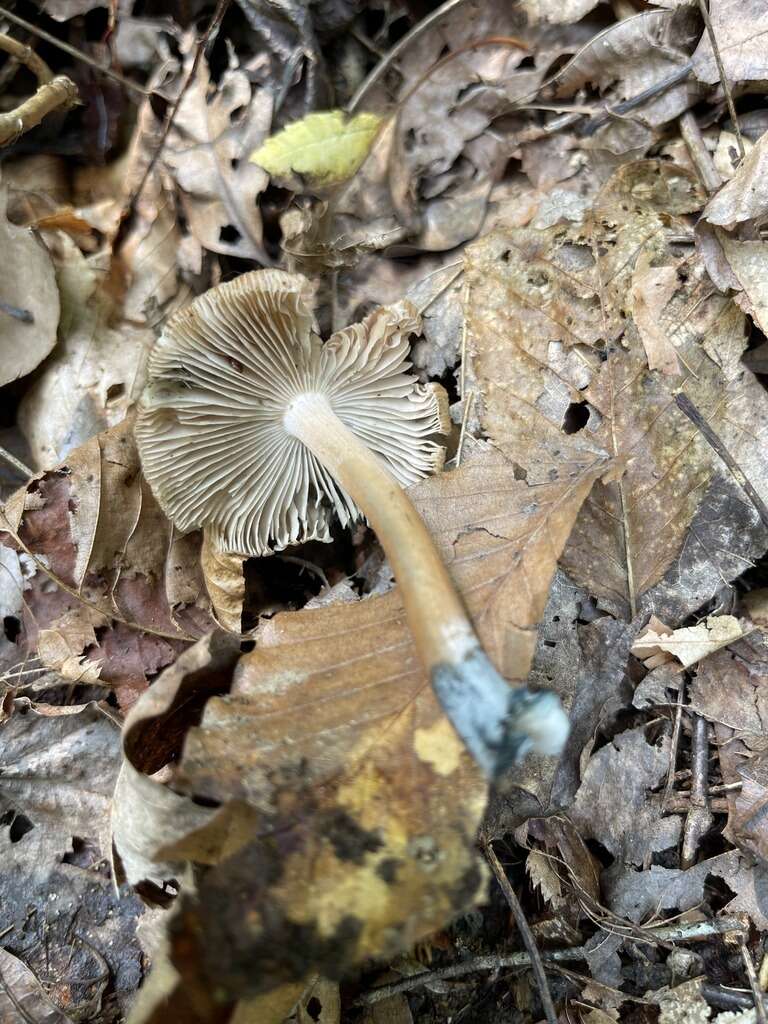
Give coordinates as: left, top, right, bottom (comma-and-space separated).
1, 416, 215, 705
112, 440, 606, 1016
0, 186, 60, 387
464, 160, 768, 622
631, 614, 748, 669
703, 129, 768, 230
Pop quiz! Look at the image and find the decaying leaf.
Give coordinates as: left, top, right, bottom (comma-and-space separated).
0, 186, 60, 387
464, 160, 768, 621
251, 111, 383, 187
630, 253, 681, 375
1, 417, 215, 703
692, 0, 768, 84
0, 700, 120, 876
570, 726, 681, 866
690, 633, 768, 745
632, 614, 748, 669
163, 41, 272, 262
703, 130, 768, 231
113, 439, 605, 1015
0, 947, 74, 1023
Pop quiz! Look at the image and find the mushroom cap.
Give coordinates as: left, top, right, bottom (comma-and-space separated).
136, 269, 449, 557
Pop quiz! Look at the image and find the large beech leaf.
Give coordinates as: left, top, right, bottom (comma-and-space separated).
112, 440, 606, 1020
464, 160, 768, 622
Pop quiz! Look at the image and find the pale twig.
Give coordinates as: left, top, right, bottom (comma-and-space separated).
679, 110, 722, 192
455, 390, 474, 467
0, 447, 34, 479
0, 7, 146, 97
697, 0, 744, 159
663, 682, 684, 810
356, 916, 748, 1006
482, 836, 558, 1024
0, 32, 52, 82
0, 73, 78, 146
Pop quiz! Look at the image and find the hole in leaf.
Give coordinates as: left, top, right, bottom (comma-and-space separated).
9, 812, 34, 843
3, 616, 20, 642
219, 224, 242, 244
562, 401, 589, 434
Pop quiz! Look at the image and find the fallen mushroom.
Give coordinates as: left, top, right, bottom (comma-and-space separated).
135, 270, 568, 779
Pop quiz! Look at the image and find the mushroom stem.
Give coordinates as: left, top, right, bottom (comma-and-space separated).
284, 392, 569, 779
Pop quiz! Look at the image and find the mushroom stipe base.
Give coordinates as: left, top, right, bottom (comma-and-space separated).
431, 650, 570, 781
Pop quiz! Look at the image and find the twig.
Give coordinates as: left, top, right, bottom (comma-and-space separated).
697, 0, 744, 159
347, 0, 468, 113
0, 32, 52, 82
663, 681, 685, 810
455, 390, 474, 467
740, 937, 768, 1024
702, 983, 768, 1013
0, 7, 146, 97
356, 916, 748, 1006
675, 392, 768, 530
679, 110, 722, 193
482, 837, 558, 1024
681, 714, 713, 869
0, 73, 78, 146
0, 446, 34, 479
126, 0, 231, 213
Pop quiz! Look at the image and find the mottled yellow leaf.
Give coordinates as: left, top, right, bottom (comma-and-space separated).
249, 110, 383, 185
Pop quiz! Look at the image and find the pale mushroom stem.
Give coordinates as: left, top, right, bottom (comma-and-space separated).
284, 392, 569, 780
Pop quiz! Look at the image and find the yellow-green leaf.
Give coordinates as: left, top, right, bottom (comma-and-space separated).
249, 110, 383, 185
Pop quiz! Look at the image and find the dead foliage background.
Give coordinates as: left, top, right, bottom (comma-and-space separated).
2, 0, 768, 1021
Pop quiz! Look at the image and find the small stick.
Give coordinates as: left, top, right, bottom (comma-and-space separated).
740, 936, 768, 1024
482, 835, 558, 1024
697, 0, 745, 160
356, 916, 748, 1006
0, 447, 34, 479
675, 392, 768, 530
0, 74, 78, 146
0, 32, 53, 83
702, 983, 768, 1013
680, 110, 722, 192
0, 7, 146, 97
455, 390, 475, 467
681, 714, 714, 868
663, 682, 685, 810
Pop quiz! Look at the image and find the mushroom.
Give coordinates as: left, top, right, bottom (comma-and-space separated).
136, 269, 568, 779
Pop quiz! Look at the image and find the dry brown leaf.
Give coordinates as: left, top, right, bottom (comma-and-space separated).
631, 614, 747, 669
710, 233, 768, 336
692, 0, 768, 84
570, 726, 681, 865
631, 253, 682, 375
2, 417, 215, 704
465, 160, 768, 621
0, 701, 120, 876
703, 129, 768, 230
0, 186, 60, 388
162, 40, 272, 262
545, 10, 701, 153
113, 440, 604, 1016
690, 634, 768, 744
0, 947, 74, 1023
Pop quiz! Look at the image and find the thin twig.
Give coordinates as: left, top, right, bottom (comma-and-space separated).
347, 0, 468, 113
0, 74, 78, 146
0, 447, 34, 479
126, 0, 231, 213
0, 32, 52, 83
740, 937, 768, 1024
482, 836, 558, 1024
697, 0, 744, 159
356, 916, 748, 1006
663, 682, 684, 811
675, 392, 768, 529
702, 983, 768, 1013
679, 110, 722, 193
0, 7, 147, 97
681, 714, 713, 869
455, 391, 474, 467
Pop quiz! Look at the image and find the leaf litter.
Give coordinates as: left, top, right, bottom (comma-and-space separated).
3, 0, 768, 1021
